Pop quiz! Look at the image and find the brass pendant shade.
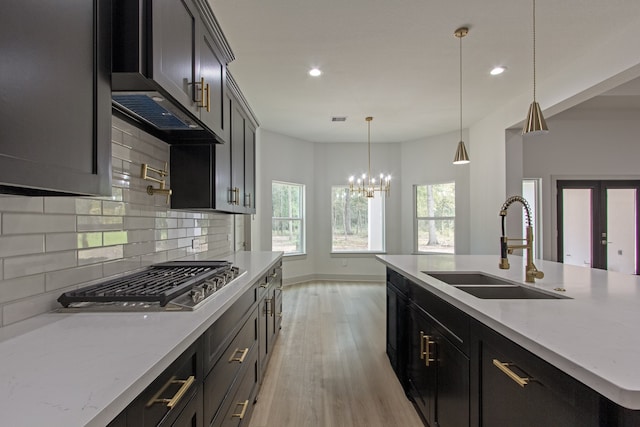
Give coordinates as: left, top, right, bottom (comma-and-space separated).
453, 27, 470, 164
453, 140, 470, 164
522, 101, 548, 135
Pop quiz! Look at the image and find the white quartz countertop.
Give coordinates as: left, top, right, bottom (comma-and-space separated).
0, 251, 282, 427
377, 254, 640, 410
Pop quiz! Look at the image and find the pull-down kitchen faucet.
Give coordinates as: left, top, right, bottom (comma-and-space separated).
499, 196, 544, 283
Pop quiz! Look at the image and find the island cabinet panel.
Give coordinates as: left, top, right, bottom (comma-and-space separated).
476, 322, 600, 427
408, 302, 470, 427
386, 269, 409, 387
0, 0, 112, 196
258, 261, 283, 382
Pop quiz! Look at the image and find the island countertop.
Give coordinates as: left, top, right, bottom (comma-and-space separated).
0, 251, 282, 427
377, 254, 640, 410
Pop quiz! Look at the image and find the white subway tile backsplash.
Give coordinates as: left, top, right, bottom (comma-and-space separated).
0, 117, 235, 326
0, 275, 46, 304
45, 264, 104, 292
78, 246, 124, 266
0, 235, 45, 258
0, 197, 44, 213
4, 251, 77, 280
3, 213, 76, 235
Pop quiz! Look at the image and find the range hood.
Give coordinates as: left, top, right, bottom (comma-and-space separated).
111, 0, 234, 144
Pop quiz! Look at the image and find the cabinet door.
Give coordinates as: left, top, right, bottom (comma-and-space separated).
231, 102, 246, 213
214, 92, 234, 212
435, 334, 469, 427
0, 0, 111, 196
480, 327, 599, 427
408, 307, 437, 426
243, 122, 256, 213
152, 0, 199, 115
199, 32, 226, 138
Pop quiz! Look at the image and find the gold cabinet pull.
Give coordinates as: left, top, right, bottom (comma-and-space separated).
146, 375, 195, 409
232, 399, 249, 419
265, 298, 273, 316
492, 359, 531, 387
197, 77, 210, 111
419, 331, 435, 366
235, 188, 241, 205
205, 83, 210, 112
229, 347, 249, 363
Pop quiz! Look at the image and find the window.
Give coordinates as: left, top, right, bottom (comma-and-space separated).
272, 181, 305, 255
415, 182, 455, 253
331, 186, 385, 252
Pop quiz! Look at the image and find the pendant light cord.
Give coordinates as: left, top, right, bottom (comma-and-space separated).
533, 0, 537, 102
459, 32, 463, 143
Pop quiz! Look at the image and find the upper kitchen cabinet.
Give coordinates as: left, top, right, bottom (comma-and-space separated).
112, 0, 233, 144
0, 0, 112, 196
170, 73, 258, 214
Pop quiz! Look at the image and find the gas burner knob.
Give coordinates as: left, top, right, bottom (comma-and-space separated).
203, 281, 216, 293
190, 289, 204, 304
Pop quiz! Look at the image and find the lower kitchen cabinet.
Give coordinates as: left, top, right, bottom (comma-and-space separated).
108, 259, 284, 427
387, 267, 640, 427
407, 303, 469, 427
478, 322, 600, 427
386, 269, 409, 387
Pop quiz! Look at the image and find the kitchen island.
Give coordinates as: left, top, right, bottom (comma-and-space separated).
0, 250, 282, 427
378, 254, 640, 423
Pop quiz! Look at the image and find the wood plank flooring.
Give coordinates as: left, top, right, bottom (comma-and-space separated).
248, 281, 423, 427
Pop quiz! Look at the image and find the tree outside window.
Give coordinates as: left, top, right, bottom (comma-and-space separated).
415, 183, 455, 253
331, 186, 385, 252
272, 181, 305, 255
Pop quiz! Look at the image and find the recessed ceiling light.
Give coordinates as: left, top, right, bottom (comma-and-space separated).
490, 66, 507, 76
309, 68, 322, 77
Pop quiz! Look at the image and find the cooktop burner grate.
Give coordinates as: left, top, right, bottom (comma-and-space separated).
57, 261, 232, 307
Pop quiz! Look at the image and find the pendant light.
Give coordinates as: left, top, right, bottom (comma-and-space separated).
348, 117, 391, 198
522, 0, 548, 135
453, 27, 470, 165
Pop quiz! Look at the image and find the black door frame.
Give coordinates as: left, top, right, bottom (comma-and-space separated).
557, 180, 640, 273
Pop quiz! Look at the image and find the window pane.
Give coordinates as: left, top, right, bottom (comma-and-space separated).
331, 186, 385, 252
417, 183, 455, 218
417, 219, 455, 253
272, 181, 305, 255
272, 219, 303, 253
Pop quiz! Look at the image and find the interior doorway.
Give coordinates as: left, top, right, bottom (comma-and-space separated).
557, 180, 640, 274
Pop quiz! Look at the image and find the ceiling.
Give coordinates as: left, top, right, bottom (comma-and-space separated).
209, 0, 640, 143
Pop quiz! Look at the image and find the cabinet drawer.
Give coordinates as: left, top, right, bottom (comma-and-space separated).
479, 324, 599, 427
171, 385, 203, 427
409, 281, 470, 354
204, 307, 259, 425
211, 347, 259, 427
126, 341, 202, 427
203, 284, 258, 373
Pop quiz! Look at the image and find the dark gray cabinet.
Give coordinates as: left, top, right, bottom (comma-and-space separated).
386, 270, 409, 387
387, 268, 640, 427
0, 0, 112, 196
258, 262, 282, 382
169, 80, 257, 214
112, 0, 229, 143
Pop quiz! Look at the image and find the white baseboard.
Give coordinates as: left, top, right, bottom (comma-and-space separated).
283, 273, 385, 286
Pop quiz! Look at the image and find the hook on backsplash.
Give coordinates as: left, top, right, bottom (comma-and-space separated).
141, 162, 172, 204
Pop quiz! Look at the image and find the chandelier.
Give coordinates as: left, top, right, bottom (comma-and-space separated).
348, 116, 391, 198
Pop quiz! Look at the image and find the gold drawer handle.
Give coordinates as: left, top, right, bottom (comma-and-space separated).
146, 375, 195, 409
493, 359, 531, 387
229, 347, 249, 363
232, 399, 249, 419
419, 331, 435, 367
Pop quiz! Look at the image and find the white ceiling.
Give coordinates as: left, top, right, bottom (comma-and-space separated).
209, 0, 640, 143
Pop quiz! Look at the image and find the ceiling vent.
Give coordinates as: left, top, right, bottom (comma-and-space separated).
331, 116, 347, 122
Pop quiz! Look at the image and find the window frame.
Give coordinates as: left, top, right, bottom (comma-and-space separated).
413, 181, 456, 254
330, 185, 386, 254
271, 180, 306, 256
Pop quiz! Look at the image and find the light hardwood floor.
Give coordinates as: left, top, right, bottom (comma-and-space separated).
248, 281, 424, 427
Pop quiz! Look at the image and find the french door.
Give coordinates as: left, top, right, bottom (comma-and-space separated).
557, 180, 640, 274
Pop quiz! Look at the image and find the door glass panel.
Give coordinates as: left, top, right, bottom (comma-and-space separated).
606, 189, 636, 274
562, 189, 592, 267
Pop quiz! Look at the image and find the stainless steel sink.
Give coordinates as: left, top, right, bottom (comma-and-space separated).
423, 272, 516, 286
423, 271, 570, 300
